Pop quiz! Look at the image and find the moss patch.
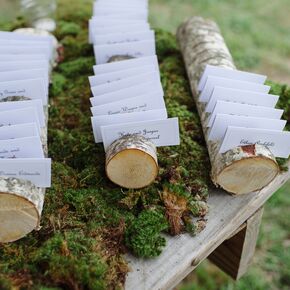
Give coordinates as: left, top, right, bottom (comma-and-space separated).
0, 1, 289, 289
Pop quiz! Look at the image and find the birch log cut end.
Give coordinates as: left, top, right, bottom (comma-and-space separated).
0, 178, 44, 243
215, 145, 279, 195
106, 135, 158, 189
177, 17, 280, 195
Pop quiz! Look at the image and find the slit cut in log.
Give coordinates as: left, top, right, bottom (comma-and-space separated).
177, 17, 280, 195
106, 134, 158, 189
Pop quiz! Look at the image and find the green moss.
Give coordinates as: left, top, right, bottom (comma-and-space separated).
125, 209, 169, 258
56, 21, 81, 38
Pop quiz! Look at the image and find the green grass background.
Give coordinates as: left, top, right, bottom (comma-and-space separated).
0, 0, 289, 289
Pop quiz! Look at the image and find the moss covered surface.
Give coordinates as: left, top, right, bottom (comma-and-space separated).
0, 0, 289, 289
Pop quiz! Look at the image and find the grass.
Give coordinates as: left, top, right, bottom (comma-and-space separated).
0, 0, 289, 289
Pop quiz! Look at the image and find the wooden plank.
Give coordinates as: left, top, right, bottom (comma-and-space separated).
125, 163, 290, 290
208, 207, 264, 279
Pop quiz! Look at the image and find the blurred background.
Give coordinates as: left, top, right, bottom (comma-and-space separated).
0, 0, 289, 289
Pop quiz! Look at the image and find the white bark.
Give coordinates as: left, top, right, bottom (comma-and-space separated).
177, 17, 279, 195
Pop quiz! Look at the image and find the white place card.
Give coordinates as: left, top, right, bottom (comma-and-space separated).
0, 78, 47, 104
219, 126, 290, 158
0, 107, 41, 133
0, 99, 45, 127
0, 136, 43, 159
0, 158, 51, 187
199, 76, 270, 103
90, 80, 163, 106
198, 65, 267, 91
0, 54, 47, 62
0, 69, 49, 88
94, 40, 155, 64
207, 100, 284, 127
0, 60, 49, 73
0, 46, 51, 60
93, 11, 148, 21
92, 108, 167, 142
90, 64, 157, 86
205, 86, 279, 113
208, 114, 286, 141
91, 89, 165, 116
92, 30, 154, 46
93, 55, 159, 75
0, 123, 39, 140
91, 71, 160, 96
101, 117, 180, 150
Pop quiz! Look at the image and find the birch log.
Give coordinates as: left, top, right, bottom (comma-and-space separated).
106, 134, 158, 189
0, 28, 57, 243
104, 56, 159, 189
177, 17, 279, 195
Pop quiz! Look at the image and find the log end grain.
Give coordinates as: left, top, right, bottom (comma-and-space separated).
0, 178, 44, 243
215, 145, 280, 195
106, 135, 158, 189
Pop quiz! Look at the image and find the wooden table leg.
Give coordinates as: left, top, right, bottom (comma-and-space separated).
208, 207, 264, 280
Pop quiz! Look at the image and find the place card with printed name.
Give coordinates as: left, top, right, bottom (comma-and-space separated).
0, 158, 51, 187
92, 109, 167, 142
219, 126, 290, 158
91, 70, 160, 96
101, 118, 180, 151
94, 40, 156, 64
207, 100, 284, 127
208, 114, 286, 141
198, 64, 266, 91
90, 64, 158, 86
91, 90, 165, 116
90, 80, 163, 106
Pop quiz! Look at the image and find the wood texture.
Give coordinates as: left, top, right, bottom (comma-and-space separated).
208, 207, 264, 279
176, 17, 280, 194
106, 134, 158, 189
125, 162, 290, 290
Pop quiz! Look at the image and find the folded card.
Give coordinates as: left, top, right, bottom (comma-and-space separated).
0, 99, 45, 127
0, 158, 51, 187
207, 100, 284, 127
94, 40, 155, 64
90, 79, 163, 106
0, 54, 47, 62
93, 55, 159, 75
0, 60, 49, 73
205, 86, 279, 113
199, 76, 270, 103
101, 117, 180, 150
0, 69, 49, 88
198, 65, 267, 91
0, 107, 41, 133
219, 126, 290, 158
0, 46, 51, 60
91, 71, 160, 96
208, 114, 286, 141
0, 136, 43, 159
90, 64, 157, 86
92, 30, 154, 46
91, 89, 165, 116
92, 108, 167, 142
0, 78, 47, 105
0, 123, 39, 140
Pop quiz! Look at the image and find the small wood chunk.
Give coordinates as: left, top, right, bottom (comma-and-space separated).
106, 134, 158, 189
0, 178, 44, 243
177, 17, 280, 195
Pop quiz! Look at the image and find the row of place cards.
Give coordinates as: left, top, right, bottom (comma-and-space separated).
88, 0, 180, 150
199, 65, 290, 158
0, 30, 53, 187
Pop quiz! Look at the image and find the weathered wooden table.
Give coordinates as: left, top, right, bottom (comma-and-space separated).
125, 162, 290, 290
